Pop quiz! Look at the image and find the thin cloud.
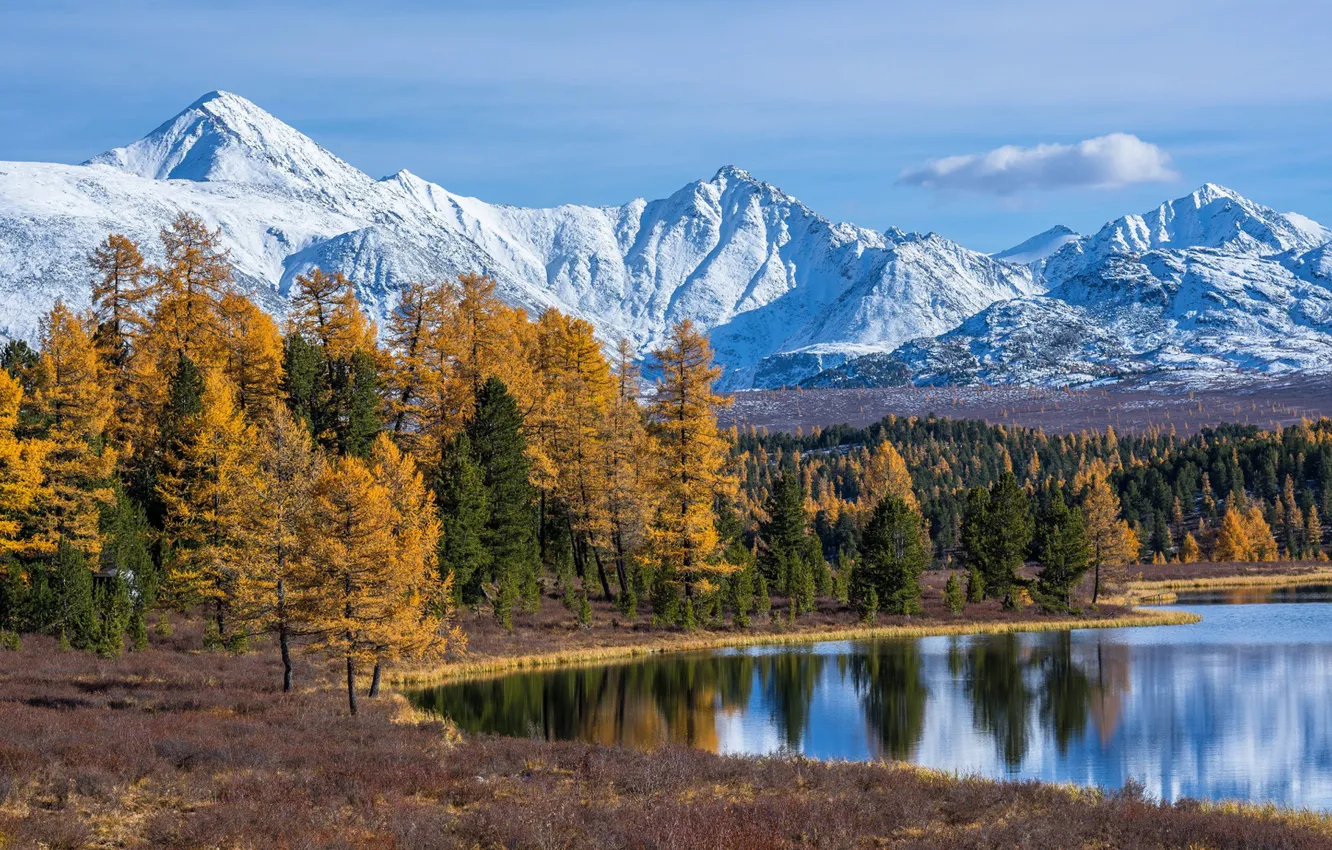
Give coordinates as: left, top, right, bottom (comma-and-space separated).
898, 133, 1177, 194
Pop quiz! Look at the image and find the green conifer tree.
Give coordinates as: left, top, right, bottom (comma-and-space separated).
852, 495, 928, 615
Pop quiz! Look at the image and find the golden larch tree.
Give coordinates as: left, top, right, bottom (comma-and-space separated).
233, 401, 320, 691
1076, 459, 1138, 603
364, 433, 457, 696
646, 320, 738, 609
30, 302, 118, 559
158, 370, 259, 640
302, 455, 398, 715
0, 369, 50, 559
219, 292, 285, 422
600, 339, 655, 600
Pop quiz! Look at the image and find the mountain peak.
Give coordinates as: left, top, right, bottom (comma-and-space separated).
85, 90, 370, 192
1191, 182, 1242, 204
711, 164, 754, 183
993, 224, 1080, 265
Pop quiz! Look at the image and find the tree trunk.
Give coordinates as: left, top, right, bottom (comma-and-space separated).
278, 578, 292, 692
592, 546, 613, 602
612, 529, 629, 598
215, 598, 226, 642
1092, 558, 1101, 604
369, 659, 382, 697
346, 656, 359, 716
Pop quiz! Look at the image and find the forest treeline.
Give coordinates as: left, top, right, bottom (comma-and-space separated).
736, 410, 1328, 576
0, 214, 750, 713
1, 213, 1325, 712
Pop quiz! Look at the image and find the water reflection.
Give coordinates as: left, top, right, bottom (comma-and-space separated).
410, 597, 1332, 809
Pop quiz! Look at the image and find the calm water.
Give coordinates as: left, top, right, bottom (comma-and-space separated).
411, 586, 1332, 808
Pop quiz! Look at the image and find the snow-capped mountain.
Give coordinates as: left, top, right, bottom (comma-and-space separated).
819, 184, 1332, 388
0, 91, 1040, 389
992, 225, 1080, 266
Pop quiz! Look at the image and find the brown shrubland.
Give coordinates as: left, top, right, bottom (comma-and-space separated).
5, 614, 1332, 849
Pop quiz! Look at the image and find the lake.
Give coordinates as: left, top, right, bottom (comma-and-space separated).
411, 586, 1332, 809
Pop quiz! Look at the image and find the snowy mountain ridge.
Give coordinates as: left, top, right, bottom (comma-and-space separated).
812, 184, 1332, 389
0, 91, 1039, 389
4, 91, 1331, 391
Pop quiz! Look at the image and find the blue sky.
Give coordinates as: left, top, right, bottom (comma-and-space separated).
4, 0, 1332, 252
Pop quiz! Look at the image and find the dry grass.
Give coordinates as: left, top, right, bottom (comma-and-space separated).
1126, 569, 1332, 593
4, 619, 1332, 849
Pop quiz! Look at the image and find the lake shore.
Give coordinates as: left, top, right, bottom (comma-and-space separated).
3, 620, 1330, 850
394, 605, 1201, 687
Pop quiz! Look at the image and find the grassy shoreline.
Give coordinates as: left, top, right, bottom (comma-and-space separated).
9, 615, 1332, 849
1126, 568, 1332, 593
393, 607, 1202, 687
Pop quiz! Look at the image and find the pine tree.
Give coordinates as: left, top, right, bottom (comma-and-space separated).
758, 468, 810, 599
961, 474, 1032, 609
467, 377, 537, 618
646, 320, 738, 616
436, 432, 490, 603
100, 486, 158, 651
853, 495, 928, 615
1034, 496, 1090, 612
943, 573, 965, 613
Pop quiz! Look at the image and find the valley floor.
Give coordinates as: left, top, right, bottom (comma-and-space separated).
723, 377, 1332, 436
4, 592, 1330, 848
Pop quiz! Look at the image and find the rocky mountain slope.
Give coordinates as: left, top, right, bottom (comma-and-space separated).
0, 91, 1040, 389
808, 185, 1332, 389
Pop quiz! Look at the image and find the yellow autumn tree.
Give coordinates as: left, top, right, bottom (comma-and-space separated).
364, 433, 456, 696
1179, 532, 1203, 564
859, 440, 918, 515
384, 279, 437, 442
303, 453, 457, 715
219, 292, 285, 422
88, 233, 150, 436
1244, 506, 1279, 562
0, 369, 50, 559
151, 212, 232, 365
30, 302, 118, 559
158, 370, 258, 643
233, 401, 320, 691
600, 339, 655, 601
1076, 459, 1138, 603
287, 268, 378, 360
537, 311, 616, 597
447, 273, 537, 412
1213, 506, 1251, 562
646, 320, 738, 619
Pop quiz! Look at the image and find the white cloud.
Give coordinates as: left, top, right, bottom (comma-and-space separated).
898, 133, 1177, 194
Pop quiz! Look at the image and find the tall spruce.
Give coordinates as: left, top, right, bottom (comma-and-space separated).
1033, 493, 1090, 612
961, 473, 1032, 609
467, 377, 536, 623
852, 495, 928, 616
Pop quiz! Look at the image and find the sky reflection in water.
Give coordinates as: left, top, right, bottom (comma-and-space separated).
412, 588, 1332, 808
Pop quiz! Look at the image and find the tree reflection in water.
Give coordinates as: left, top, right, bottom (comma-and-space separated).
410, 631, 1131, 766
850, 640, 927, 760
